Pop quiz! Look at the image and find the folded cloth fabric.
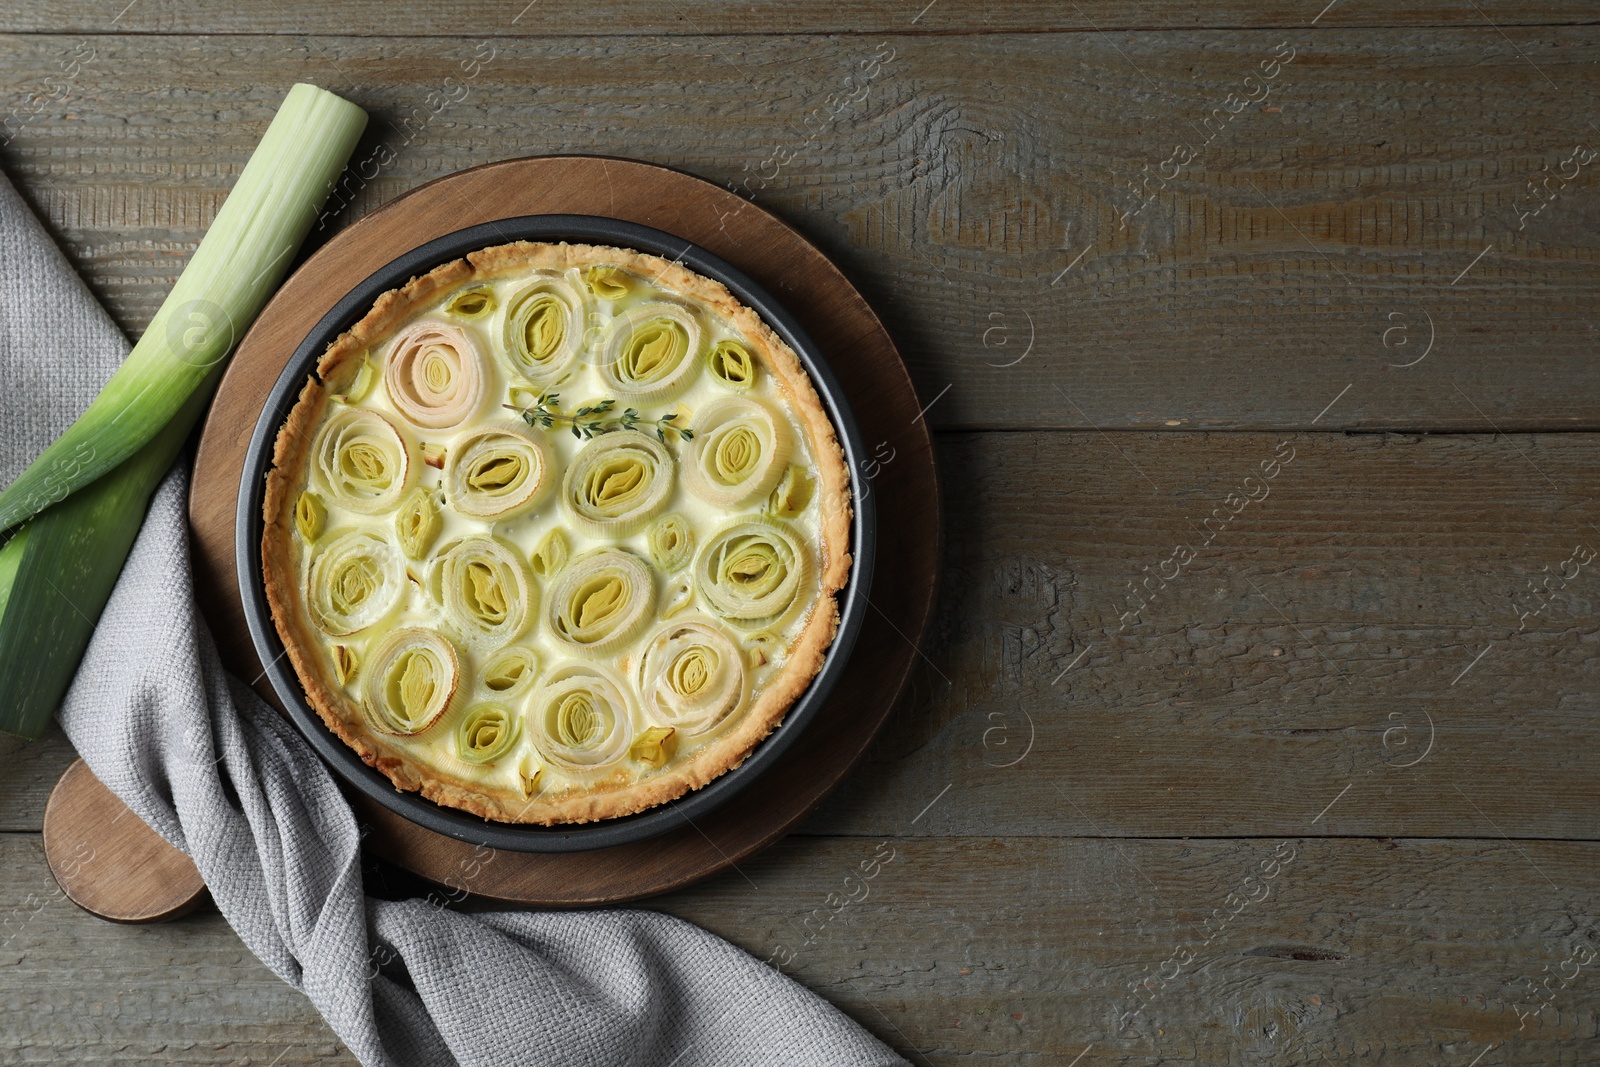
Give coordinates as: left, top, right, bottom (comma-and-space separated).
0, 171, 904, 1067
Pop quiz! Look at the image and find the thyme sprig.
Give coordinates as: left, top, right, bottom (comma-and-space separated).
505, 393, 694, 444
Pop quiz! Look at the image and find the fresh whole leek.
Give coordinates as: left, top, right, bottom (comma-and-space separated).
0, 83, 367, 739
0, 379, 214, 738
0, 84, 368, 534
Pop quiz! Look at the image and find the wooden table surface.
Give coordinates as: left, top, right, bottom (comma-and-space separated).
3, 3, 1599, 1064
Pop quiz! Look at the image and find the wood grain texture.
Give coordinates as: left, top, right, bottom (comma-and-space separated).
1, 12, 1597, 1067
1, 831, 1595, 1065
0, 727, 75, 832
2, 30, 1599, 430
0, 837, 355, 1066
0, 1, 1593, 35
42, 760, 205, 924
6, 431, 1597, 842
183, 154, 937, 905
807, 429, 1600, 842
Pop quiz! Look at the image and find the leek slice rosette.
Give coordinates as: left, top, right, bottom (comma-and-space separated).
394, 487, 442, 560
308, 529, 404, 636
313, 408, 414, 514
481, 646, 539, 696
638, 618, 749, 736
530, 663, 635, 773
707, 338, 756, 391
561, 431, 675, 537
361, 627, 459, 736
454, 702, 520, 765
444, 287, 495, 319
295, 491, 325, 542
767, 464, 814, 518
547, 548, 655, 654
585, 266, 631, 301
438, 535, 537, 647
647, 513, 694, 572
444, 420, 551, 521
695, 520, 811, 628
503, 272, 587, 388
630, 727, 675, 768
682, 396, 791, 509
529, 527, 570, 579
383, 320, 486, 429
597, 302, 702, 401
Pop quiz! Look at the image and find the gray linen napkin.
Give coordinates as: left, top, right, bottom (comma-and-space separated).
1, 171, 904, 1067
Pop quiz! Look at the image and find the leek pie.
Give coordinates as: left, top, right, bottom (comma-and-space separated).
261, 242, 851, 824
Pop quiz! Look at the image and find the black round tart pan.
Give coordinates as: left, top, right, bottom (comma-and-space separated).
236, 215, 877, 853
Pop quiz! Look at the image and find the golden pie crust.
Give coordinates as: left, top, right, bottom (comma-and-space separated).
261, 241, 852, 825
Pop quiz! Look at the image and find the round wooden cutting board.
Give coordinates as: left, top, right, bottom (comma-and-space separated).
176, 155, 937, 906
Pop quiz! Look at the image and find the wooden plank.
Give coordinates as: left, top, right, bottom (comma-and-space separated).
807, 429, 1600, 841
658, 835, 1600, 1065
6, 430, 1598, 841
2, 831, 1596, 1064
0, 728, 75, 833
0, 834, 357, 1065
0, 2, 1592, 36
1, 31, 1598, 431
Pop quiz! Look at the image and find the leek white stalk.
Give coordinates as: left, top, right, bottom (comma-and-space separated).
0, 84, 365, 739
0, 84, 368, 534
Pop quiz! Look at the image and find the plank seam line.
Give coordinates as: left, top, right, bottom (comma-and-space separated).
1, 22, 1598, 39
